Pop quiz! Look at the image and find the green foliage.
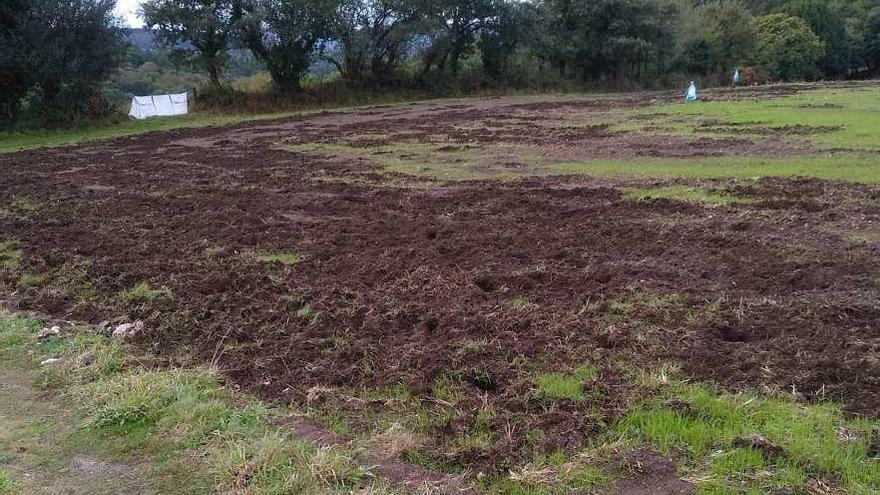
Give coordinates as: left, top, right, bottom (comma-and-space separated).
239, 0, 336, 92
682, 1, 757, 75
105, 60, 203, 103
866, 7, 880, 70
142, 0, 241, 87
755, 13, 825, 80
0, 0, 124, 127
479, 2, 538, 84
326, 0, 418, 87
785, 0, 851, 77
420, 0, 496, 77
542, 0, 680, 83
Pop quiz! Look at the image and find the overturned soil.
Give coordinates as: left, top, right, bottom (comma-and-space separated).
1, 87, 879, 479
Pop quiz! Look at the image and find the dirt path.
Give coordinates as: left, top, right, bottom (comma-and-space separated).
0, 357, 149, 494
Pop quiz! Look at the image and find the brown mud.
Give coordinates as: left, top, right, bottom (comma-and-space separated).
1, 87, 879, 479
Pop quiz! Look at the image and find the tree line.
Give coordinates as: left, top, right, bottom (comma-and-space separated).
3, 0, 880, 127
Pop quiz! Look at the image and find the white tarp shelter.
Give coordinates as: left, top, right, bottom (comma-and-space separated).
128, 93, 189, 120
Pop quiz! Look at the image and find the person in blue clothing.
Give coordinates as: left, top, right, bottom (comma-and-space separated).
733, 69, 741, 87
685, 81, 698, 102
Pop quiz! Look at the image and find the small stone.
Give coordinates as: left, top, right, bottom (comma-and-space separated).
38, 326, 61, 340
40, 357, 63, 366
112, 320, 145, 340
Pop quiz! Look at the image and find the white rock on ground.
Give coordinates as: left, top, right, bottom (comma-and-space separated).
40, 357, 63, 367
38, 326, 61, 340
112, 320, 145, 340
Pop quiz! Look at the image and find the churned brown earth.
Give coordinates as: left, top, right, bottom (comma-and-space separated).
1, 84, 879, 487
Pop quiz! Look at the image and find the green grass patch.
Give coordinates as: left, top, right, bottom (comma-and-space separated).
0, 241, 21, 270
550, 154, 880, 185
507, 295, 531, 309
534, 366, 598, 402
0, 470, 18, 495
0, 314, 39, 350
617, 380, 880, 494
256, 251, 302, 265
624, 88, 880, 150
16, 272, 46, 289
122, 282, 174, 303
626, 185, 752, 206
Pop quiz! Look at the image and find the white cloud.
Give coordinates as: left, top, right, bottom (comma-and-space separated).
115, 0, 144, 28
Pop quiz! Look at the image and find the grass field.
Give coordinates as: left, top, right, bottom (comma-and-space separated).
1, 81, 879, 494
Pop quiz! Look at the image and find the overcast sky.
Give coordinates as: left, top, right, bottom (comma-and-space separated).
116, 0, 143, 28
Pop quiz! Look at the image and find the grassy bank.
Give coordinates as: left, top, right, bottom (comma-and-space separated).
0, 112, 301, 154
0, 311, 394, 495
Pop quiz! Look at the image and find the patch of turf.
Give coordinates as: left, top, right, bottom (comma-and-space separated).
295, 304, 315, 321
16, 273, 46, 289
0, 241, 21, 270
507, 295, 531, 309
257, 251, 302, 265
626, 88, 880, 150
534, 366, 597, 402
0, 470, 18, 495
617, 380, 880, 494
626, 185, 753, 206
122, 282, 173, 303
0, 315, 39, 350
550, 154, 880, 185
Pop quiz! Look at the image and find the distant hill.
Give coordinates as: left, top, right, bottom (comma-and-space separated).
124, 28, 194, 52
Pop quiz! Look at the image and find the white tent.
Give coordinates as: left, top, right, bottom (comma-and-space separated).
128, 93, 189, 120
